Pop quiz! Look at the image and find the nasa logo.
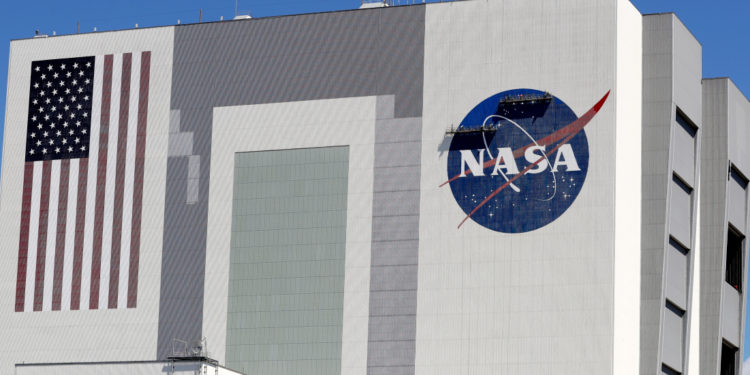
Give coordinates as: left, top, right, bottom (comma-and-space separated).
442, 89, 610, 233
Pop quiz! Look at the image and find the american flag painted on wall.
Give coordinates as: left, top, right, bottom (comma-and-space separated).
15, 52, 151, 312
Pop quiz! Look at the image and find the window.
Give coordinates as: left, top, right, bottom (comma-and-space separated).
675, 109, 698, 137
721, 341, 738, 375
725, 226, 744, 292
662, 364, 681, 375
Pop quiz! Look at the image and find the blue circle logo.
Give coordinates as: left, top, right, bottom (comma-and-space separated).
442, 89, 609, 233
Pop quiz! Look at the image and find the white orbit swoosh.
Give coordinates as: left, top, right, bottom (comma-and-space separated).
481, 115, 557, 201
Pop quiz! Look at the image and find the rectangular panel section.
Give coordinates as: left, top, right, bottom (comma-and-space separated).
727, 167, 748, 231
721, 281, 742, 346
226, 147, 349, 375
661, 302, 685, 373
672, 111, 697, 186
665, 239, 689, 310
669, 175, 693, 247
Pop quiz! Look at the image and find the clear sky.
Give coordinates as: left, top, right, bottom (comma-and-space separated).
0, 0, 749, 360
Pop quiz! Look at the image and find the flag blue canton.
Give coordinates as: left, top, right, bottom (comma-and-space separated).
25, 56, 95, 162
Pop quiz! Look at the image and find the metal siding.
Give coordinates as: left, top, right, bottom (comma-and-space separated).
226, 147, 348, 375
727, 177, 746, 231
166, 7, 426, 362
669, 179, 693, 247
700, 79, 730, 375
421, 0, 618, 374
672, 120, 696, 186
665, 242, 689, 310
641, 14, 674, 375
720, 283, 741, 347
0, 27, 173, 372
661, 306, 685, 372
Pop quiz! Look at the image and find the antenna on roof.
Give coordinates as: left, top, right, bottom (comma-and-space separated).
233, 0, 251, 20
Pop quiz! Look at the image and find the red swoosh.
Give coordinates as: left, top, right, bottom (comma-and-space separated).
440, 90, 610, 188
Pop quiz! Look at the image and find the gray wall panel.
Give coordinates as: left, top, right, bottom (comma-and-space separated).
369, 96, 422, 374
164, 6, 426, 362
721, 283, 741, 347
641, 14, 674, 374
662, 307, 685, 372
665, 242, 688, 310
669, 179, 693, 247
701, 78, 730, 375
672, 121, 696, 186
643, 13, 703, 374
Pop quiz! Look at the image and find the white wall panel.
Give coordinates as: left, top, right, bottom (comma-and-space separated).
421, 0, 620, 373
727, 175, 747, 231
613, 2, 643, 374
665, 242, 688, 310
662, 306, 685, 372
207, 97, 377, 373
0, 27, 174, 373
669, 179, 693, 247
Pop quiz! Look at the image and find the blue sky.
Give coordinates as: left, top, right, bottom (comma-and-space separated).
0, 0, 749, 359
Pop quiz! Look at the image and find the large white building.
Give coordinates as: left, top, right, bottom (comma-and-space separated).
0, 1, 747, 374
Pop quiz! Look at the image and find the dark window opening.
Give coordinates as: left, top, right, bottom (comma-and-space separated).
662, 363, 681, 375
676, 108, 698, 137
672, 173, 693, 194
729, 165, 749, 187
720, 341, 738, 375
669, 236, 690, 255
726, 226, 744, 292
665, 299, 686, 317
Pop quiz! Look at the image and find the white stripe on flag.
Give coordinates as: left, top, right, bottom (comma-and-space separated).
24, 162, 43, 312
100, 53, 122, 309
61, 158, 79, 310
118, 52, 140, 309
42, 160, 61, 311
81, 54, 105, 310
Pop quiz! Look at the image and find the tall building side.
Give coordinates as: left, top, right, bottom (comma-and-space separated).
700, 78, 750, 375
641, 13, 703, 375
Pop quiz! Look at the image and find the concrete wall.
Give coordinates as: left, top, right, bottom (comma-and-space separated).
419, 0, 629, 373
701, 78, 750, 375
641, 13, 702, 375
0, 27, 174, 374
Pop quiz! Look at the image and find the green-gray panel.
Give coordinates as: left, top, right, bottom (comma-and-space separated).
226, 147, 349, 374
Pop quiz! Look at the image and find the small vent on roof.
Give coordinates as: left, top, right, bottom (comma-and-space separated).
233, 14, 252, 20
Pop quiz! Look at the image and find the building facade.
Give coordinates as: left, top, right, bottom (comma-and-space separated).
0, 1, 746, 374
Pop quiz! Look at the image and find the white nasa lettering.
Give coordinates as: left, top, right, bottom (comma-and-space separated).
523, 145, 548, 174
459, 143, 581, 176
552, 144, 581, 172
491, 147, 519, 176
459, 149, 485, 177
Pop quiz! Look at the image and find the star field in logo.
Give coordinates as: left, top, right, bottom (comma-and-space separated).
442, 89, 610, 233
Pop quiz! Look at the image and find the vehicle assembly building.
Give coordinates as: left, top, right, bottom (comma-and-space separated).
0, 0, 748, 374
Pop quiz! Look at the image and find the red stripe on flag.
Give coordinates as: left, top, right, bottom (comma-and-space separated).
71, 159, 88, 310
34, 160, 52, 311
90, 54, 113, 309
15, 163, 34, 312
52, 159, 70, 310
109, 53, 132, 308
128, 51, 150, 308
